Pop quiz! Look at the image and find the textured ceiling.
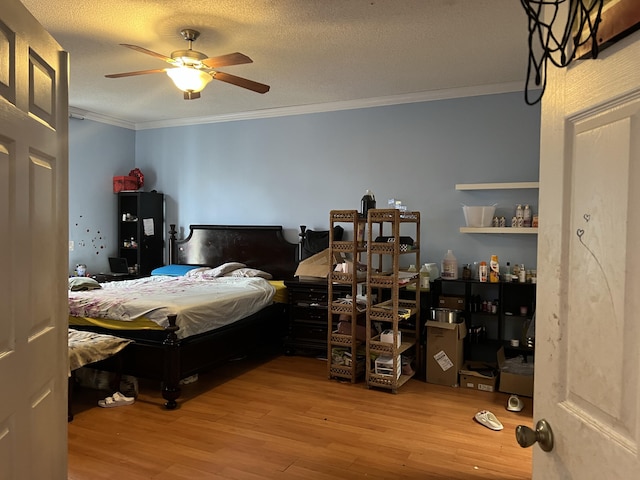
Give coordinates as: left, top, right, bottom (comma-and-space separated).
21, 0, 531, 128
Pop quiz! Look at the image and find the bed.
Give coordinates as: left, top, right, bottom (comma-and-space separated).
69, 224, 298, 409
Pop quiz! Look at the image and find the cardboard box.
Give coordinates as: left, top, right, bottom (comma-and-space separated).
459, 362, 498, 392
497, 347, 534, 397
425, 320, 466, 386
113, 176, 138, 193
294, 249, 339, 280
438, 295, 465, 310
294, 249, 347, 280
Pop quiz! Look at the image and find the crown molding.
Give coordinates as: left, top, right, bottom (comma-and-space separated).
69, 107, 136, 129
70, 82, 528, 131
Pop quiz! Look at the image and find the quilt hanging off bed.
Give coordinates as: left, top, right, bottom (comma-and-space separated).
68, 275, 276, 339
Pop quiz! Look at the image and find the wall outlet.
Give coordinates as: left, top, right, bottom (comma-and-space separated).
69, 241, 74, 251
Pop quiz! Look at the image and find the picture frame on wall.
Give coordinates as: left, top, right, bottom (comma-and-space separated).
575, 0, 640, 59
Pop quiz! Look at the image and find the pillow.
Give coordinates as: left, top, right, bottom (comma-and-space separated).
151, 264, 201, 276
205, 262, 246, 278
68, 277, 102, 291
224, 267, 273, 280
184, 267, 210, 278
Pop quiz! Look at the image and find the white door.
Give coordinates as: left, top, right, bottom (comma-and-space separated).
0, 0, 69, 478
533, 14, 640, 480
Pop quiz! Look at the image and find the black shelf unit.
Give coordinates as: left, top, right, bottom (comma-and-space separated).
432, 278, 536, 363
283, 279, 351, 357
117, 192, 164, 276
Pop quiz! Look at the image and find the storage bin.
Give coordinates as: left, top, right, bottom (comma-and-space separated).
113, 176, 138, 193
462, 205, 496, 227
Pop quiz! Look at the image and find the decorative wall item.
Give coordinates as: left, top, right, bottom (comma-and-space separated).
574, 0, 640, 58
520, 0, 605, 105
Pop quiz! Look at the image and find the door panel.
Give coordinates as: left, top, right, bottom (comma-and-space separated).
0, 1, 68, 478
535, 22, 640, 480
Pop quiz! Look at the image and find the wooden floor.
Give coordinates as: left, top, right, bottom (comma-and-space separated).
68, 354, 533, 479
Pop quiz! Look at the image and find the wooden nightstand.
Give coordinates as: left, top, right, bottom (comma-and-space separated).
284, 279, 349, 357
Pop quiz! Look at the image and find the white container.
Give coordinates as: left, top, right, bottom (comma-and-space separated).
441, 250, 458, 280
380, 329, 401, 347
375, 355, 401, 378
462, 205, 496, 227
425, 263, 439, 280
419, 263, 430, 290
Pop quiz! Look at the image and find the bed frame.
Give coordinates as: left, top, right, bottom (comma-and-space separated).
76, 224, 298, 409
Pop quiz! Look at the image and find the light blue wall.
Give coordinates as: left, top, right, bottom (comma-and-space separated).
69, 91, 541, 275
68, 118, 135, 274
135, 91, 540, 271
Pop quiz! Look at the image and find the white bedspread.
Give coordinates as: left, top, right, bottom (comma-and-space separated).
68, 276, 276, 339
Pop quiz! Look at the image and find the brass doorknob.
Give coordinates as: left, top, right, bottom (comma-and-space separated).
516, 419, 554, 452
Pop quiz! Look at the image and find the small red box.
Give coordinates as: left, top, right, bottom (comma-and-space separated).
113, 176, 138, 193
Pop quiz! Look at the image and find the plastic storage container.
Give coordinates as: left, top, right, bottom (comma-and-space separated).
462, 205, 496, 227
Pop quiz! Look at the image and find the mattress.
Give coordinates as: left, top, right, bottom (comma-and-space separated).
68, 276, 279, 339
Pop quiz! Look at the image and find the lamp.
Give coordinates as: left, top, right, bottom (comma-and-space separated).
166, 67, 212, 99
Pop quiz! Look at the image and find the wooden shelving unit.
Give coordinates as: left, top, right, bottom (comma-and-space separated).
365, 209, 420, 393
327, 210, 367, 382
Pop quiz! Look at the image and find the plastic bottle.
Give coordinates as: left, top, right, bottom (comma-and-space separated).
479, 261, 488, 282
512, 263, 520, 283
407, 264, 417, 273
420, 264, 430, 290
441, 250, 458, 280
489, 254, 500, 283
515, 204, 524, 227
504, 261, 512, 282
523, 205, 532, 227
519, 263, 526, 283
360, 190, 376, 218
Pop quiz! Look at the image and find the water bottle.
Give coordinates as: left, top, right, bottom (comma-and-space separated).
360, 190, 376, 218
441, 250, 458, 280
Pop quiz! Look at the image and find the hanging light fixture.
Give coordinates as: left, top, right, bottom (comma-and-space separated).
166, 67, 212, 100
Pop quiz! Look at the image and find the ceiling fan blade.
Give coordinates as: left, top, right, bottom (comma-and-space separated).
120, 44, 175, 64
105, 68, 167, 78
201, 52, 253, 68
212, 71, 270, 94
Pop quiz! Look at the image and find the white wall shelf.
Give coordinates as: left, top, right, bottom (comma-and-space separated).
460, 227, 538, 234
455, 182, 539, 190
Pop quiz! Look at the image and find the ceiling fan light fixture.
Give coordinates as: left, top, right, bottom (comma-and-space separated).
166, 67, 212, 94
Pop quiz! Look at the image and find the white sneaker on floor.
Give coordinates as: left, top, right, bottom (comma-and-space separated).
474, 410, 504, 431
98, 391, 135, 408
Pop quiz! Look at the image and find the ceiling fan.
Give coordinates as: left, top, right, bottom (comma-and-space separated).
105, 28, 270, 100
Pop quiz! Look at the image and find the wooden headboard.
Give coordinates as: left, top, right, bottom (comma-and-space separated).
168, 225, 299, 280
